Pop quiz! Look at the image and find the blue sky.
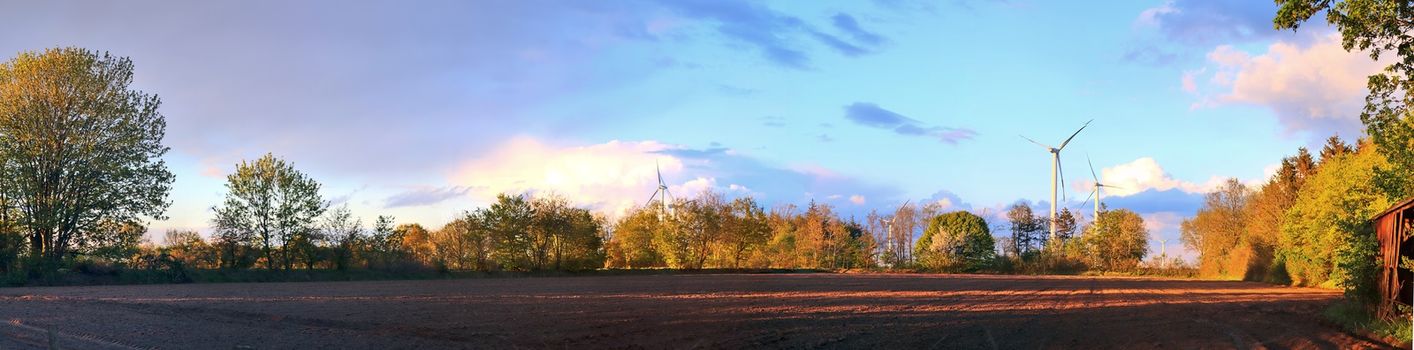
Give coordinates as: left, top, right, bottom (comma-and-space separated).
2, 0, 1380, 261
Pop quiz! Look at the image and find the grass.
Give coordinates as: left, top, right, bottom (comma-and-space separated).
1323, 300, 1412, 346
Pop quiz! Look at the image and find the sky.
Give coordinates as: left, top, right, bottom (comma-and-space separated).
1, 0, 1384, 262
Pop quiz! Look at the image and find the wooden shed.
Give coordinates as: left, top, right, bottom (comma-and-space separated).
1373, 196, 1414, 318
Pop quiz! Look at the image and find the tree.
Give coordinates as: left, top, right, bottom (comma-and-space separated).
1319, 135, 1355, 164
1006, 203, 1044, 257
79, 220, 146, 265
485, 194, 534, 271
1180, 179, 1252, 278
1054, 208, 1078, 243
163, 230, 216, 269
549, 207, 605, 270
656, 193, 722, 269
1243, 156, 1308, 282
0, 225, 20, 274
434, 211, 493, 271
0, 47, 175, 267
1086, 209, 1149, 272
320, 204, 362, 271
211, 154, 326, 271
606, 208, 664, 268
366, 215, 403, 268
1279, 145, 1389, 296
1276, 0, 1413, 201
915, 211, 994, 271
717, 197, 769, 268
398, 223, 434, 266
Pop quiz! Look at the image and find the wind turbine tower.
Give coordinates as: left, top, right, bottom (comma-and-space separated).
1023, 120, 1091, 240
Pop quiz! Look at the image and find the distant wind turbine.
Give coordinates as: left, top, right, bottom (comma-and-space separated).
1077, 154, 1124, 222
643, 161, 674, 218
1022, 119, 1092, 240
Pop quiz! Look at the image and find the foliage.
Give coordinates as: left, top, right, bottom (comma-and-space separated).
0, 226, 21, 274
211, 154, 326, 271
1006, 202, 1045, 257
1279, 146, 1389, 296
399, 223, 435, 266
915, 211, 994, 271
1276, 0, 1413, 201
1085, 209, 1148, 272
320, 205, 362, 271
1324, 300, 1413, 344
164, 230, 217, 269
1181, 179, 1253, 278
78, 220, 147, 265
606, 208, 665, 268
0, 47, 174, 265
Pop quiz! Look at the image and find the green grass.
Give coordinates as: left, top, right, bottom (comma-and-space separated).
1324, 300, 1412, 346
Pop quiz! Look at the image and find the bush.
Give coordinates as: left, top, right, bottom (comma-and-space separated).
1324, 300, 1412, 345
914, 211, 994, 272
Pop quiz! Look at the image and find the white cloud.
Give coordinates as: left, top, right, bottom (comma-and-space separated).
449, 137, 905, 219
452, 136, 684, 218
1190, 33, 1387, 137
1088, 157, 1219, 197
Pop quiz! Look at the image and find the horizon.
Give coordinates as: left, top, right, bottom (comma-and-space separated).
1, 0, 1380, 262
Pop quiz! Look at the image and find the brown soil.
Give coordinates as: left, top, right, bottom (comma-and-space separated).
0, 273, 1398, 349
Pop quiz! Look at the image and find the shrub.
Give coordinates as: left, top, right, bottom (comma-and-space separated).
914, 211, 994, 272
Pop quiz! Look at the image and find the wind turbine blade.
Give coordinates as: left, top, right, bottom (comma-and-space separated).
1058, 160, 1068, 202
1056, 119, 1093, 150
656, 161, 664, 185
644, 189, 660, 208
1020, 135, 1051, 149
1087, 154, 1098, 181
1077, 190, 1095, 210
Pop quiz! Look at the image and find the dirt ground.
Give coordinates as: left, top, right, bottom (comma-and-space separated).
0, 273, 1399, 349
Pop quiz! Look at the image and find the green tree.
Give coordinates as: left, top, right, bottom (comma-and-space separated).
1086, 209, 1149, 272
1054, 208, 1078, 243
1276, 0, 1413, 201
656, 193, 722, 269
79, 220, 146, 265
1243, 155, 1308, 282
211, 154, 326, 271
1006, 202, 1043, 257
1279, 146, 1389, 297
607, 207, 665, 268
915, 211, 994, 271
717, 197, 770, 268
0, 47, 174, 267
0, 226, 21, 274
485, 194, 534, 271
320, 205, 362, 271
550, 207, 605, 270
366, 215, 403, 269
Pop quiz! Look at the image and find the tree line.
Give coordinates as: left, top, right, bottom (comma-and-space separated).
0, 47, 1154, 282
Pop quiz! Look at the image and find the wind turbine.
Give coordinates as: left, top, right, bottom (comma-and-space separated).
1077, 155, 1124, 222
643, 161, 674, 218
1022, 119, 1092, 240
